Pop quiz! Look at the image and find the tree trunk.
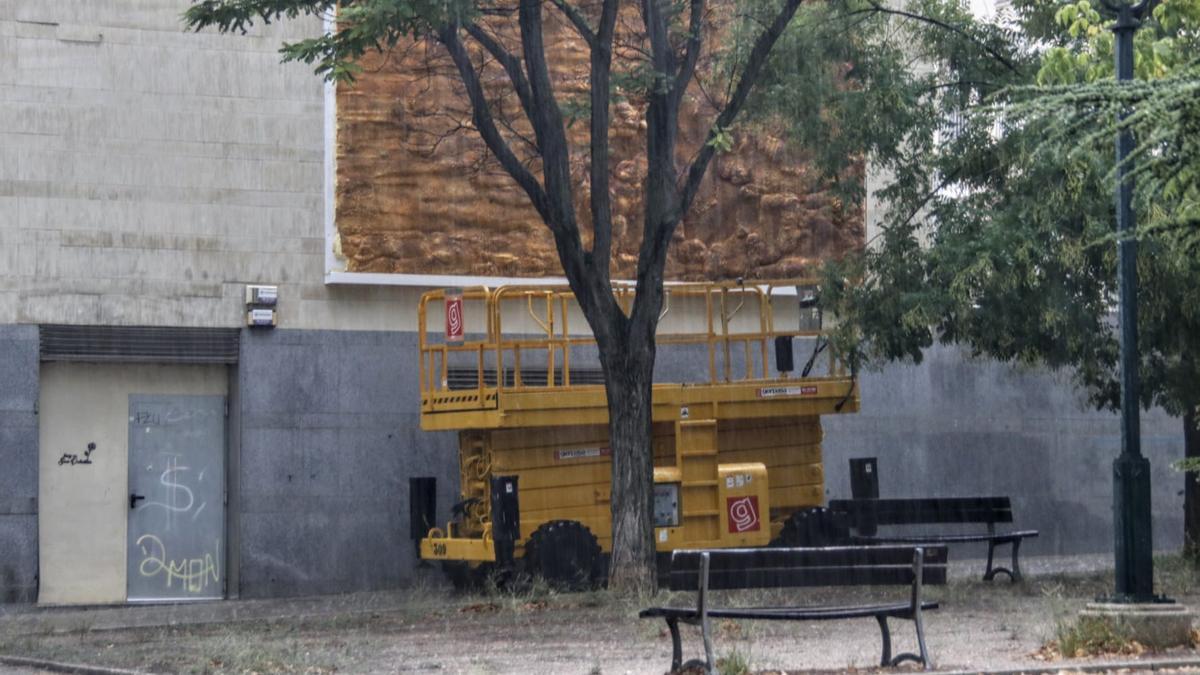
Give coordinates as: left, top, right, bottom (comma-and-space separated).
600, 333, 657, 593
1184, 408, 1200, 560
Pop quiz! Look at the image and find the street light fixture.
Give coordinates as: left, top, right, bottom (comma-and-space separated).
1097, 0, 1160, 604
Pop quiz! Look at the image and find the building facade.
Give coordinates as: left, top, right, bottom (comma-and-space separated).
0, 1, 1185, 605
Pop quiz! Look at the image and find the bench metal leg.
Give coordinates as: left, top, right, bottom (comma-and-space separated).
984, 539, 997, 580
914, 604, 932, 670
700, 614, 714, 674
875, 615, 892, 667
666, 618, 682, 672
983, 539, 1022, 582
884, 615, 932, 670
1010, 537, 1024, 581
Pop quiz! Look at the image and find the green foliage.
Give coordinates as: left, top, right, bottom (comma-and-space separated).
1038, 0, 1200, 84
802, 0, 1200, 429
1002, 72, 1200, 255
740, 0, 1027, 205
706, 125, 734, 153
184, 0, 478, 82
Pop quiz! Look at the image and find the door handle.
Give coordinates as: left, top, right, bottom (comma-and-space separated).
130, 493, 146, 509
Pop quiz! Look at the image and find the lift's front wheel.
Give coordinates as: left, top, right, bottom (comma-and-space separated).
523, 520, 603, 591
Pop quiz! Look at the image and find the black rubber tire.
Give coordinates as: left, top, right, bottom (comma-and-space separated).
523, 520, 603, 591
773, 506, 850, 547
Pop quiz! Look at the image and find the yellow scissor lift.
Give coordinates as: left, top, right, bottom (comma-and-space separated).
417, 280, 859, 587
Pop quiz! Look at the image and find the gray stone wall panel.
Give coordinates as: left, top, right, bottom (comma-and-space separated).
0, 326, 38, 603
822, 344, 1185, 557
237, 328, 458, 599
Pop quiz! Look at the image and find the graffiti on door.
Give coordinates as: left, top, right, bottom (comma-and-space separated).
128, 395, 225, 601
135, 534, 221, 593
139, 455, 209, 522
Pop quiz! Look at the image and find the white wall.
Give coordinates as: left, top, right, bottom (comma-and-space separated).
0, 1, 829, 335
0, 1, 427, 332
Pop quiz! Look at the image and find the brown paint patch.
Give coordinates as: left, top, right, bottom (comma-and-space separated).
334, 8, 864, 280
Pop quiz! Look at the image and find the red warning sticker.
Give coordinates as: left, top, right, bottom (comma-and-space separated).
727, 496, 761, 533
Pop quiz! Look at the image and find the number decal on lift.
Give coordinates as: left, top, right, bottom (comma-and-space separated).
431, 542, 448, 557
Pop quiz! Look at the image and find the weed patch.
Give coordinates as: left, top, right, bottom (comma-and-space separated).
715, 646, 751, 675
1042, 615, 1145, 659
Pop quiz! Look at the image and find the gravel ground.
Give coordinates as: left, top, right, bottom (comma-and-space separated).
1, 555, 1199, 674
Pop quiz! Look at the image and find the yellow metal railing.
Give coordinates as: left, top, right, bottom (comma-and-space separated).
417, 280, 844, 412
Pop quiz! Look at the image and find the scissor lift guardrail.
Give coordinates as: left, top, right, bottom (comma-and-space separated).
418, 280, 857, 430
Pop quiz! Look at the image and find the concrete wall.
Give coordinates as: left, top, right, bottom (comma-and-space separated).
236, 329, 459, 598
0, 0, 1188, 604
823, 343, 1185, 557
0, 2, 427, 332
0, 325, 38, 603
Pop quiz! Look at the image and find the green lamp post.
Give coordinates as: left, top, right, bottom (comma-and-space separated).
1099, 0, 1158, 604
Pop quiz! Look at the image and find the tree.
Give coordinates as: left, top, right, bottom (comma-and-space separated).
185, 0, 811, 590
1007, 0, 1200, 552
817, 0, 1200, 553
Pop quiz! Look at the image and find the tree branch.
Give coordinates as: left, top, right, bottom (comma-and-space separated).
671, 0, 705, 111
514, 0, 606, 316
853, 1, 1019, 74
463, 22, 538, 129
630, 0, 682, 330
437, 23, 555, 225
588, 0, 620, 283
678, 0, 805, 216
549, 0, 597, 49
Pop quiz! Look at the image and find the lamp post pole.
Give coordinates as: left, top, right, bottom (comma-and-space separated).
1101, 0, 1156, 603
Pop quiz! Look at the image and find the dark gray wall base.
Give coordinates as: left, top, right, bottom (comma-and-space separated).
236, 329, 459, 599
822, 343, 1184, 557
0, 325, 39, 603
7, 324, 1185, 604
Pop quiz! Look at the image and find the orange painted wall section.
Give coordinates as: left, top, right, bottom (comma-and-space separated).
334, 8, 864, 280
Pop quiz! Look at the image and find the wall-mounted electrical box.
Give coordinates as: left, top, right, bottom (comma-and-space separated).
245, 285, 278, 306
246, 308, 277, 327
245, 284, 279, 328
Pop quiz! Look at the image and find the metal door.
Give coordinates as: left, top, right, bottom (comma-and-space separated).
127, 395, 225, 602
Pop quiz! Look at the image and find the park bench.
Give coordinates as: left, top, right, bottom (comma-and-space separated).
639, 545, 947, 673
829, 497, 1038, 582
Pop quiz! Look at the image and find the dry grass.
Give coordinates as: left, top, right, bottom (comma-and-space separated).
1, 560, 1198, 674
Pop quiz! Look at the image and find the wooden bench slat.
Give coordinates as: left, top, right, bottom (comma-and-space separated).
857, 529, 1039, 545
640, 600, 939, 622
669, 564, 947, 591
669, 545, 948, 571
829, 497, 1015, 525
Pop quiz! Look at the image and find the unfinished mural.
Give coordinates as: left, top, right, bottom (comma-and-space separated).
333, 8, 864, 281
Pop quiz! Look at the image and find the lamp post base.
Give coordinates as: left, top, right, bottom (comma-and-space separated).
1080, 602, 1193, 649
1113, 453, 1156, 602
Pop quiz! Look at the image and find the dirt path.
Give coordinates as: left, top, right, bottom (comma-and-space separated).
2, 563, 1200, 674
